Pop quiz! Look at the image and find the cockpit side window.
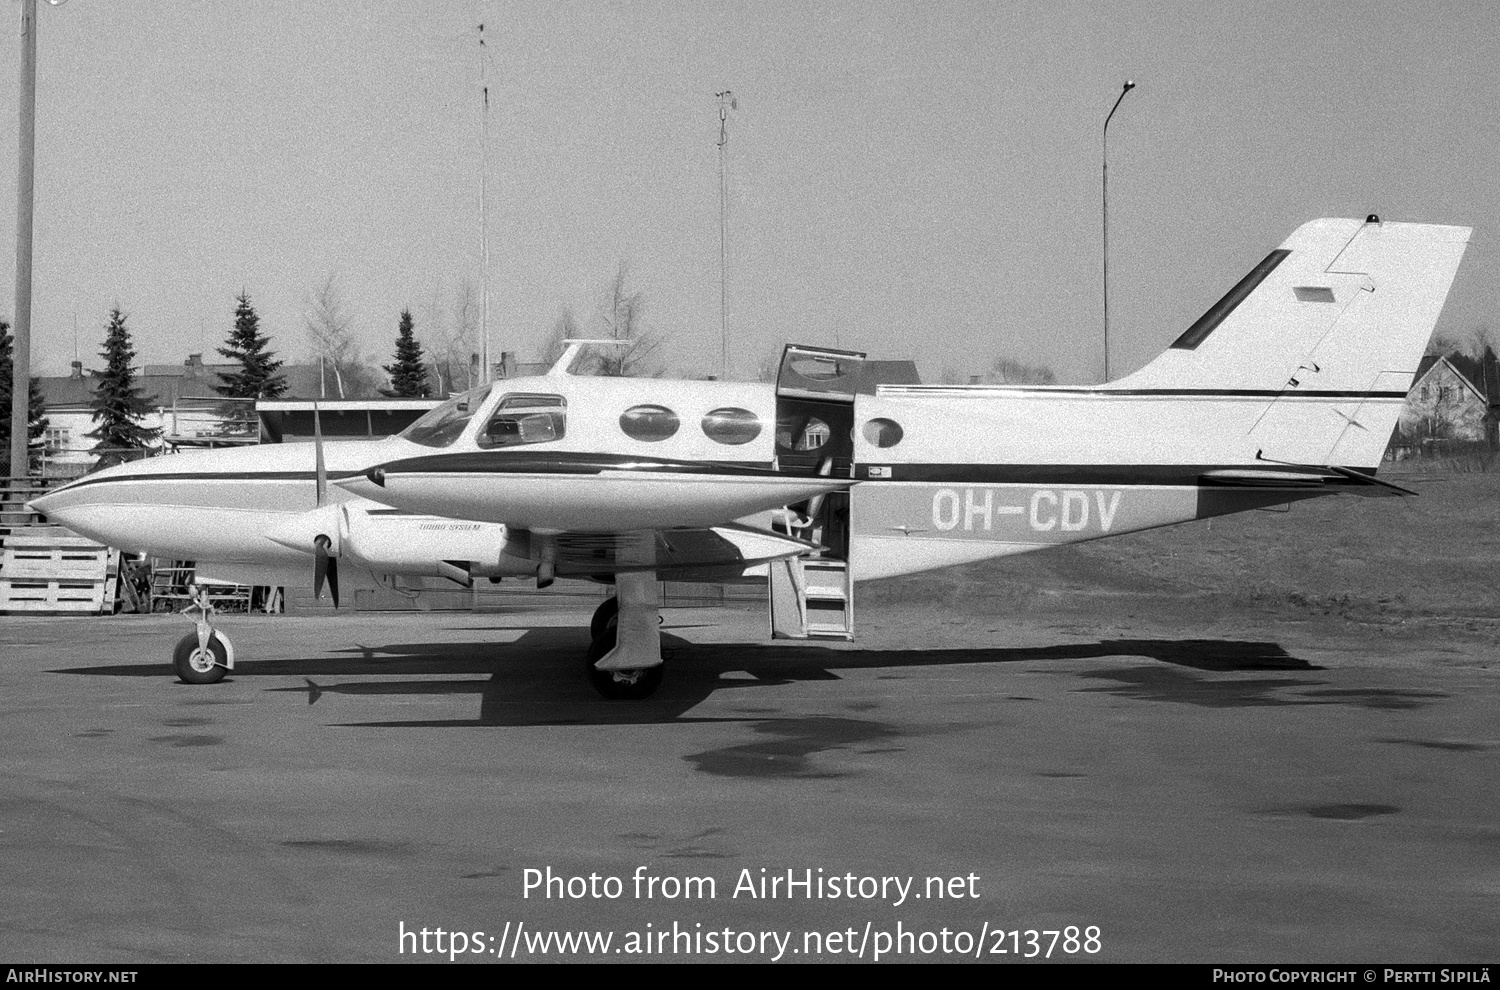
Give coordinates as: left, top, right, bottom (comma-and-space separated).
399, 385, 493, 448
479, 393, 567, 448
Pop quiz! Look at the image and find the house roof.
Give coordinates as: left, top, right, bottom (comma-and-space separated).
1449, 351, 1498, 405
38, 369, 228, 409
36, 359, 344, 409
36, 375, 94, 408
1413, 354, 1489, 405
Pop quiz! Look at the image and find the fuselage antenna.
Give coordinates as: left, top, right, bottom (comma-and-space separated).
547, 338, 634, 377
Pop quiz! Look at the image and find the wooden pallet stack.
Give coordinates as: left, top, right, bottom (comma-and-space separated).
0, 483, 48, 542
0, 526, 118, 614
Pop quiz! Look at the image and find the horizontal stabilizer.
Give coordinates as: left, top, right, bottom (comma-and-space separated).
1199, 469, 1326, 489
1323, 464, 1418, 497
1201, 458, 1417, 498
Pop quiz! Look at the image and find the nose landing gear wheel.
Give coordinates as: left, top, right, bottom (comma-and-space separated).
584, 626, 664, 700
173, 631, 230, 684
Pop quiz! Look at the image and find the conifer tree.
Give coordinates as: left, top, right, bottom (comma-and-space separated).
87, 307, 160, 470
380, 309, 432, 398
0, 319, 49, 476
217, 292, 286, 400
216, 292, 285, 435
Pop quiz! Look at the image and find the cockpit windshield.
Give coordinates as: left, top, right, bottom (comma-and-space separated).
399, 385, 494, 448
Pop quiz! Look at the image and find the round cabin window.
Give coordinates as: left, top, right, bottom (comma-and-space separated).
619, 404, 680, 442
862, 417, 904, 448
701, 407, 762, 445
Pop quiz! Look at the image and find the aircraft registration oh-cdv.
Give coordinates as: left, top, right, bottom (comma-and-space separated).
31, 216, 1471, 699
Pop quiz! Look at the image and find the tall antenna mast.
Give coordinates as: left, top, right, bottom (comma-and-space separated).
478, 18, 492, 384
10, 0, 39, 481
716, 90, 736, 380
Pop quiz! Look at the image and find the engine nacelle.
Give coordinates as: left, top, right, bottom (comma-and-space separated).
340, 509, 536, 579
263, 504, 348, 557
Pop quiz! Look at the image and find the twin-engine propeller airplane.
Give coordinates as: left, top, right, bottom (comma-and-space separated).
32, 216, 1471, 699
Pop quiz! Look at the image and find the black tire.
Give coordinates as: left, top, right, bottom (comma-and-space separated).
172, 632, 229, 685
583, 625, 663, 700
589, 596, 619, 641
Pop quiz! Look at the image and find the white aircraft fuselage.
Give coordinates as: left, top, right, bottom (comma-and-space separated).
27, 217, 1473, 697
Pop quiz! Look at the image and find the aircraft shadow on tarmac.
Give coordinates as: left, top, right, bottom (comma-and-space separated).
54, 627, 1351, 728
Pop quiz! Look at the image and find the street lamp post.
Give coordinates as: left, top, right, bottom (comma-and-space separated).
1102, 80, 1135, 384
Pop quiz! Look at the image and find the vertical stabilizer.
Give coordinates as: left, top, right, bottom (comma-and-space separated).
1116, 217, 1470, 467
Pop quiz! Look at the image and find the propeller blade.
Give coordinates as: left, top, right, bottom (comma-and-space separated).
313, 534, 330, 600
313, 401, 327, 507
312, 534, 341, 608
310, 407, 338, 608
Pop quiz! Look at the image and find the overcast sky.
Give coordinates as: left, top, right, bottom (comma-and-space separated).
1, 0, 1497, 385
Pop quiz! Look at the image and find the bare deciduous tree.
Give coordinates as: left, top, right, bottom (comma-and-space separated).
451, 280, 481, 387
537, 265, 667, 379
983, 355, 1056, 385
542, 307, 583, 372
304, 275, 379, 399
931, 356, 1055, 386
421, 279, 482, 394
418, 282, 452, 395
592, 264, 663, 378
1429, 323, 1500, 362
754, 348, 781, 383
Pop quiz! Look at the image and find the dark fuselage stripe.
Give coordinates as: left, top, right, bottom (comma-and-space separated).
881, 388, 1409, 399
47, 470, 366, 495
45, 462, 1378, 494
857, 464, 1375, 485
373, 453, 777, 478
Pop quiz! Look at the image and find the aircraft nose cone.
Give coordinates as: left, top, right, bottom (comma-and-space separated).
25, 484, 92, 524
21, 484, 106, 541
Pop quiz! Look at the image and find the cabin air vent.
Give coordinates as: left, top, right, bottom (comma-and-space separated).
1293, 286, 1336, 303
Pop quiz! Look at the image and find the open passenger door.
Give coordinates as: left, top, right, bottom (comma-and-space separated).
767, 345, 864, 641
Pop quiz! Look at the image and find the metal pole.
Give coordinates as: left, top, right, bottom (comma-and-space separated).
10, 0, 38, 482
478, 21, 492, 385
1102, 80, 1134, 384
716, 90, 735, 380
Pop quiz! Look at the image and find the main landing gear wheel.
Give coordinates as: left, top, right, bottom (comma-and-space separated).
584, 626, 664, 701
590, 596, 618, 641
172, 631, 230, 685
